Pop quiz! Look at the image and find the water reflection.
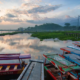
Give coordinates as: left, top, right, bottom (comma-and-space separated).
0, 33, 74, 63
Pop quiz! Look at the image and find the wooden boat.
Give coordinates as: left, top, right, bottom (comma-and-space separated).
67, 46, 80, 51
0, 53, 31, 76
43, 53, 80, 80
73, 42, 80, 47
60, 47, 80, 66
60, 47, 80, 56
60, 54, 80, 66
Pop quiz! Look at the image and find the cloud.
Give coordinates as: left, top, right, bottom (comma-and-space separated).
0, 16, 23, 22
9, 9, 28, 14
6, 13, 17, 18
65, 15, 71, 19
27, 17, 61, 24
21, 3, 39, 10
0, 1, 2, 4
27, 16, 78, 26
74, 5, 80, 9
23, 0, 42, 4
28, 4, 62, 13
4, 18, 23, 22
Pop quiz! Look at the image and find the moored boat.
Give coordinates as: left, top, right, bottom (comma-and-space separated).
73, 42, 80, 47
0, 53, 31, 76
43, 53, 80, 80
60, 47, 80, 56
60, 46, 80, 66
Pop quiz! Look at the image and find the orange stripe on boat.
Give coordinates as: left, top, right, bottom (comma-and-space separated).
14, 65, 18, 70
5, 66, 10, 71
0, 66, 3, 71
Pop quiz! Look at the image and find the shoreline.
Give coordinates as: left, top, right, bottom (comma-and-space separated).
31, 31, 80, 41
0, 31, 80, 41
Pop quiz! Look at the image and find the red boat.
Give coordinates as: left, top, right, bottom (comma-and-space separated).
73, 42, 80, 47
0, 53, 31, 76
43, 53, 80, 80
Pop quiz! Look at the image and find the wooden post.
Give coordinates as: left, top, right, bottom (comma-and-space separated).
44, 59, 46, 65
76, 71, 79, 80
63, 51, 64, 55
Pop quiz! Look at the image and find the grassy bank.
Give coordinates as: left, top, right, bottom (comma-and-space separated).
0, 31, 80, 41
0, 32, 22, 36
0, 31, 30, 36
31, 31, 80, 41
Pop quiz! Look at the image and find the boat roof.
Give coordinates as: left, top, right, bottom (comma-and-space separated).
73, 42, 80, 46
43, 54, 80, 73
0, 53, 31, 60
60, 47, 80, 56
64, 54, 80, 66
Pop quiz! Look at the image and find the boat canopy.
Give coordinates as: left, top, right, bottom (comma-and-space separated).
60, 47, 80, 56
43, 54, 80, 73
64, 54, 80, 66
67, 46, 80, 51
73, 42, 80, 46
0, 53, 31, 60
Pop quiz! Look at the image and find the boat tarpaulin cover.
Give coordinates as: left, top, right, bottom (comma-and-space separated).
0, 53, 31, 60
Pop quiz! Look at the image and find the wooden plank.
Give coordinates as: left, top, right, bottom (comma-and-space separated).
17, 62, 31, 80
29, 59, 44, 63
5, 66, 10, 71
14, 65, 18, 70
28, 62, 41, 80
41, 63, 44, 80
0, 66, 3, 71
22, 62, 35, 80
17, 59, 44, 80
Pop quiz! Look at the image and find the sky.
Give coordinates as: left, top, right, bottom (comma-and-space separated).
0, 0, 80, 29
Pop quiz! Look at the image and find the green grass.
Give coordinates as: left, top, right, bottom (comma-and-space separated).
0, 31, 29, 36
0, 31, 80, 41
31, 31, 80, 41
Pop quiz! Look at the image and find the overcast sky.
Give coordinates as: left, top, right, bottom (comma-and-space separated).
0, 0, 80, 29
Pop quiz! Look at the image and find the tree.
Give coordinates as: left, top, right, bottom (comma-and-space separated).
65, 23, 70, 26
78, 27, 80, 30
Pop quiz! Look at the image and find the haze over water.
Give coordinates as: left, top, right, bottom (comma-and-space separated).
0, 33, 74, 63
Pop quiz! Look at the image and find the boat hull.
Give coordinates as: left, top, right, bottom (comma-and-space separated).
0, 63, 27, 76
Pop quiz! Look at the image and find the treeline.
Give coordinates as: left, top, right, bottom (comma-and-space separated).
17, 23, 80, 32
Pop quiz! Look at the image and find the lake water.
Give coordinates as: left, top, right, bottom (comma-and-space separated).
0, 33, 74, 63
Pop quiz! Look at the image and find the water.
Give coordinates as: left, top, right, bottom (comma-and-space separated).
0, 31, 14, 34
0, 33, 74, 63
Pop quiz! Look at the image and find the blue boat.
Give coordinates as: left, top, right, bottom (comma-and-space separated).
63, 54, 80, 66
67, 46, 80, 51
60, 47, 80, 56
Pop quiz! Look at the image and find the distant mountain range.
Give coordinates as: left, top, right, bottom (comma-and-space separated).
17, 23, 80, 32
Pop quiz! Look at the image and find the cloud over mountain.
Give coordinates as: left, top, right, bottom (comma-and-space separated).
27, 16, 78, 26
6, 13, 17, 18
28, 5, 62, 13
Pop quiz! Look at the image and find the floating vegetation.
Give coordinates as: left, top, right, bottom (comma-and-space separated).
31, 31, 80, 41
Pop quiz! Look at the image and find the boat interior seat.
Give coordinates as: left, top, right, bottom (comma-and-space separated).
14, 65, 18, 70
0, 66, 3, 71
5, 66, 10, 71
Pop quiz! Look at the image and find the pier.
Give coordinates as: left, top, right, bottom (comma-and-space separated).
17, 59, 44, 80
